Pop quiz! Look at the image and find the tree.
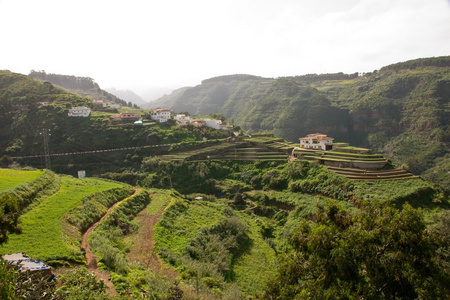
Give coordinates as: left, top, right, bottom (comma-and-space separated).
0, 193, 19, 245
264, 200, 450, 299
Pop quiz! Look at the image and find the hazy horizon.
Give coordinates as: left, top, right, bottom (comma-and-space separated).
1, 0, 449, 100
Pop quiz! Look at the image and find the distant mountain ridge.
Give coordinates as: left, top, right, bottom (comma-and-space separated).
105, 87, 146, 106
28, 70, 127, 107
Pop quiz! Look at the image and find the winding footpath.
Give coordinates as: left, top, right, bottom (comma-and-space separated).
80, 188, 141, 296
126, 199, 178, 280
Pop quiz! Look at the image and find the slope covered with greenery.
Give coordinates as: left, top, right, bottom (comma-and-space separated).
153, 56, 450, 193
0, 175, 127, 262
0, 71, 231, 176
0, 58, 449, 298
0, 159, 449, 298
28, 70, 128, 107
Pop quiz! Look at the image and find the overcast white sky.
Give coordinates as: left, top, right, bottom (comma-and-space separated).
1, 0, 449, 97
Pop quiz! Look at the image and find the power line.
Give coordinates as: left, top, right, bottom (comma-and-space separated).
11, 143, 172, 159
39, 128, 51, 169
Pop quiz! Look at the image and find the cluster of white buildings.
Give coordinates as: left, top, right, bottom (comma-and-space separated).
174, 114, 232, 130
67, 105, 231, 131
68, 99, 122, 117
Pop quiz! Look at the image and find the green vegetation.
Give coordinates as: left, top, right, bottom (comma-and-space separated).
28, 70, 127, 107
0, 258, 110, 300
87, 189, 182, 298
264, 200, 450, 299
153, 195, 275, 297
0, 168, 44, 192
0, 176, 124, 262
152, 57, 450, 193
0, 57, 449, 298
0, 169, 60, 245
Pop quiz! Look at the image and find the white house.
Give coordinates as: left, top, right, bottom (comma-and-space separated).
299, 133, 334, 150
151, 108, 171, 123
92, 99, 107, 107
174, 114, 191, 124
204, 119, 231, 130
68, 107, 91, 117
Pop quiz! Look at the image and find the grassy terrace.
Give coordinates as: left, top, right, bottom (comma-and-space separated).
0, 176, 124, 262
161, 140, 291, 162
303, 155, 385, 163
327, 167, 417, 181
338, 146, 371, 151
161, 142, 238, 161
0, 168, 45, 192
322, 155, 387, 162
243, 136, 285, 144
324, 152, 383, 158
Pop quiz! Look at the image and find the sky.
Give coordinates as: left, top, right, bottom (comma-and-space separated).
1, 0, 449, 99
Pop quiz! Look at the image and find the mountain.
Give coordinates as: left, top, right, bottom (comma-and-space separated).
105, 87, 146, 106
141, 86, 191, 109
152, 57, 450, 191
28, 70, 127, 107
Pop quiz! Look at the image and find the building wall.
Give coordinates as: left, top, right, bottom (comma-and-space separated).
68, 107, 91, 117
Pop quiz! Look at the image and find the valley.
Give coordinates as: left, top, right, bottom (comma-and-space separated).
0, 57, 449, 299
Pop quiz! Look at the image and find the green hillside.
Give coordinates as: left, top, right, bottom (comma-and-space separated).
153, 57, 450, 192
1, 58, 449, 299
0, 71, 230, 175
0, 168, 45, 192
1, 158, 449, 298
28, 70, 128, 107
0, 176, 126, 261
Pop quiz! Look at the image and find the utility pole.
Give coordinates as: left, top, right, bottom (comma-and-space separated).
40, 128, 51, 169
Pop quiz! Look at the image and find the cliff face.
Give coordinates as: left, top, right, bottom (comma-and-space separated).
350, 109, 403, 134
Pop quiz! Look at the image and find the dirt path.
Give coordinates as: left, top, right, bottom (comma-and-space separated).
80, 188, 141, 296
126, 201, 178, 280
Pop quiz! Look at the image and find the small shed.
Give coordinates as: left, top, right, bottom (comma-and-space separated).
2, 253, 52, 276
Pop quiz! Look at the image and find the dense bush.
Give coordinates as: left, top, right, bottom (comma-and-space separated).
264, 200, 450, 299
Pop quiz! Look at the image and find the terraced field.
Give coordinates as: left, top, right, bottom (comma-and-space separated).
0, 168, 45, 192
294, 148, 389, 169
0, 175, 126, 262
161, 140, 290, 162
210, 145, 288, 161
161, 142, 238, 162
327, 166, 418, 181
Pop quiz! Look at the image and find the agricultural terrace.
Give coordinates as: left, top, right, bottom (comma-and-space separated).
154, 196, 277, 296
0, 175, 125, 262
0, 168, 45, 192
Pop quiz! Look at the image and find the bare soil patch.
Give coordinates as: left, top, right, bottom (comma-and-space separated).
126, 202, 178, 280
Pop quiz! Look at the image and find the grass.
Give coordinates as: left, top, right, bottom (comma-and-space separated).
232, 212, 277, 295
154, 198, 226, 257
353, 178, 432, 202
0, 175, 124, 262
144, 189, 173, 214
0, 168, 45, 192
